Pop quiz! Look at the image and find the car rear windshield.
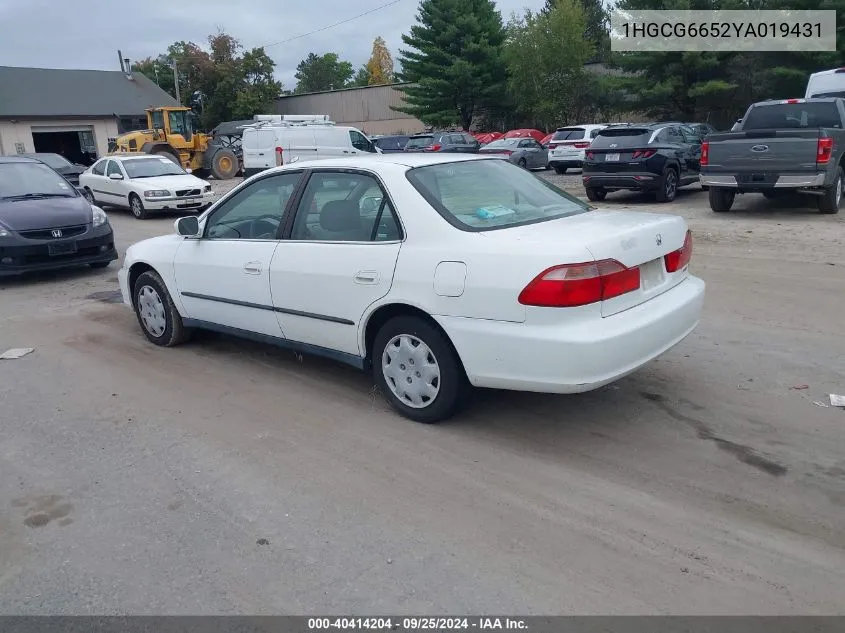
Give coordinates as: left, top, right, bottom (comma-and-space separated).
590, 128, 652, 149
743, 102, 842, 130
406, 159, 589, 232
0, 162, 76, 198
551, 128, 585, 141
405, 136, 434, 149
810, 91, 845, 98
123, 158, 186, 178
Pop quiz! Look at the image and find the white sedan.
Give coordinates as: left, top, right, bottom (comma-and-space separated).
118, 154, 705, 423
79, 155, 215, 220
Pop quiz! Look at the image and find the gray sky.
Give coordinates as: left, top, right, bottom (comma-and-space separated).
0, 0, 544, 89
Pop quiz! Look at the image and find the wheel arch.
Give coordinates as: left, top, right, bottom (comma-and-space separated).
127, 261, 187, 316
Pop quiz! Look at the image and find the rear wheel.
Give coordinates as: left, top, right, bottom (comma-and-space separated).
129, 193, 148, 219
373, 316, 467, 423
518, 158, 528, 169
655, 167, 678, 202
210, 148, 238, 180
585, 187, 607, 202
818, 167, 842, 214
709, 186, 735, 212
554, 166, 568, 174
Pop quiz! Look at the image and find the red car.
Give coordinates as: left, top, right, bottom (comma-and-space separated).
503, 129, 546, 143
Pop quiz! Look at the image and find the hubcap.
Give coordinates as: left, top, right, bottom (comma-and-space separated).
137, 285, 166, 337
666, 172, 677, 197
131, 198, 142, 217
381, 334, 441, 409
219, 156, 232, 171
836, 177, 842, 207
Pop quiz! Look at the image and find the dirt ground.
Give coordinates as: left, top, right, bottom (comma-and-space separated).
1, 171, 844, 614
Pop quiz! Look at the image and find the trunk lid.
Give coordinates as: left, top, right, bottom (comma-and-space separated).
481, 210, 691, 317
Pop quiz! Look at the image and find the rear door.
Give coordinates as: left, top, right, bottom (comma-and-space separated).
662, 126, 693, 179
286, 129, 318, 163
243, 129, 278, 170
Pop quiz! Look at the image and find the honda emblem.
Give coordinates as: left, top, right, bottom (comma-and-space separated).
51, 229, 63, 238
655, 233, 662, 246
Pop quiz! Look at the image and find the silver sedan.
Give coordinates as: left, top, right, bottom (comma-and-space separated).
478, 138, 549, 169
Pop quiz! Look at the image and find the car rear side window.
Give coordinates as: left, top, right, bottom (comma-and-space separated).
591, 128, 652, 149
406, 159, 588, 232
552, 128, 585, 141
743, 102, 842, 129
91, 160, 106, 176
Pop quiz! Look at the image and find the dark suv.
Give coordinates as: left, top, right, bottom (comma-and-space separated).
404, 131, 480, 153
371, 135, 410, 153
581, 123, 703, 202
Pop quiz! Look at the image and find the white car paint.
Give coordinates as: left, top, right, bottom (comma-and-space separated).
805, 67, 845, 99
547, 124, 609, 170
118, 154, 705, 419
79, 155, 214, 214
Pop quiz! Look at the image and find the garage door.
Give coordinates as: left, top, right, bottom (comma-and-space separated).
31, 124, 94, 133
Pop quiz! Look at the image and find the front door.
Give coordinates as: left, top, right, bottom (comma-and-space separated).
173, 171, 304, 338
270, 169, 402, 357
101, 159, 128, 206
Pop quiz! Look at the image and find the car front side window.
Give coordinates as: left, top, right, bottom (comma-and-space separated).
106, 161, 122, 177
204, 172, 302, 240
289, 171, 401, 242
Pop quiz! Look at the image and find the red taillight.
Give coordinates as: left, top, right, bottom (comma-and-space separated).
426, 144, 442, 152
573, 142, 590, 149
817, 137, 833, 164
700, 141, 709, 167
786, 99, 800, 103
664, 230, 693, 273
501, 150, 513, 155
518, 259, 640, 307
631, 149, 656, 159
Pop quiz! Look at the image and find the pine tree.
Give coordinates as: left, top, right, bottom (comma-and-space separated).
396, 0, 508, 130
366, 37, 395, 85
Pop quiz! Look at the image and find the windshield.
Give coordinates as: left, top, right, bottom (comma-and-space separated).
743, 102, 842, 129
483, 139, 518, 149
406, 159, 589, 232
123, 158, 186, 178
405, 136, 434, 149
0, 162, 76, 199
552, 128, 585, 141
811, 91, 845, 98
34, 153, 73, 169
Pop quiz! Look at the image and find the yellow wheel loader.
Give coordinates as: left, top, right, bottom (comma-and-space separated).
110, 107, 239, 179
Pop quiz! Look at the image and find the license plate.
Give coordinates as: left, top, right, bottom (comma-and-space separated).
188, 198, 201, 204
48, 241, 77, 256
605, 153, 620, 162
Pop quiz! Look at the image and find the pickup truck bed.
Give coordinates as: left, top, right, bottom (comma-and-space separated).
700, 98, 845, 214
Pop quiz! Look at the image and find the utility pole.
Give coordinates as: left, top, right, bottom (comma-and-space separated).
172, 60, 181, 104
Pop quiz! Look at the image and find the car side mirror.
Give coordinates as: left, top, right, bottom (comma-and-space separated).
175, 216, 201, 238
108, 173, 123, 180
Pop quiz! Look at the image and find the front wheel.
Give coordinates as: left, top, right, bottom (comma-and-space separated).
129, 193, 148, 219
709, 186, 735, 212
585, 187, 607, 202
818, 167, 843, 214
83, 187, 96, 205
373, 316, 467, 423
210, 148, 238, 180
132, 271, 191, 347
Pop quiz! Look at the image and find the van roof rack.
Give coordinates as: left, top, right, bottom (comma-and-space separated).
247, 114, 336, 128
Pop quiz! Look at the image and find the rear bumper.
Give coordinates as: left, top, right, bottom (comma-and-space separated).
0, 227, 117, 277
582, 172, 660, 190
436, 276, 705, 393
548, 149, 586, 166
700, 172, 827, 188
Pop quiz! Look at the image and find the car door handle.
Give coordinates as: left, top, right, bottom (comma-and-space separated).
354, 271, 379, 284
243, 261, 262, 274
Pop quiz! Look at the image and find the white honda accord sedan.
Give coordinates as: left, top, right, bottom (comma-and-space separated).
118, 154, 705, 422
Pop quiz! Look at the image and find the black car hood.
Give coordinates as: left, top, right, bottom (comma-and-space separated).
0, 196, 91, 231
56, 165, 85, 176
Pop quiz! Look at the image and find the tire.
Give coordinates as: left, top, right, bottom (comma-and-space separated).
129, 193, 148, 219
210, 148, 238, 180
83, 187, 96, 205
89, 262, 110, 269
518, 158, 528, 169
655, 167, 679, 202
709, 186, 735, 212
554, 166, 567, 174
585, 187, 607, 202
818, 167, 843, 214
372, 316, 467, 423
132, 271, 191, 347
193, 168, 210, 179
154, 150, 180, 165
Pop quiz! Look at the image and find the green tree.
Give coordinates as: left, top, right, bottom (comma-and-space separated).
294, 53, 354, 93
396, 0, 508, 130
366, 36, 394, 85
544, 0, 609, 61
231, 47, 283, 119
505, 0, 595, 130
351, 66, 371, 87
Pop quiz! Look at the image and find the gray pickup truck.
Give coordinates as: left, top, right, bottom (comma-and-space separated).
700, 98, 845, 214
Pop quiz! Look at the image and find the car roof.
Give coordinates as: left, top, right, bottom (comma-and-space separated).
102, 154, 169, 161
271, 153, 496, 172
0, 155, 41, 164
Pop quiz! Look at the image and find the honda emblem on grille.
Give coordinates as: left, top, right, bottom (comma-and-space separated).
51, 229, 63, 238
655, 233, 662, 246
609, 143, 618, 148
751, 144, 769, 152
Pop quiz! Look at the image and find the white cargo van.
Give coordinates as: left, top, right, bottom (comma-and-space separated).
242, 122, 379, 176
805, 68, 845, 99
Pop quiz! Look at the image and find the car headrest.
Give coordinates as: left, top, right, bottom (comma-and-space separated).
320, 200, 362, 232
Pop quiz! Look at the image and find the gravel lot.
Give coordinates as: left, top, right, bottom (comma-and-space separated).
1, 168, 844, 615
